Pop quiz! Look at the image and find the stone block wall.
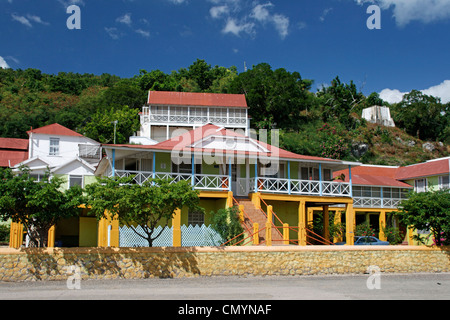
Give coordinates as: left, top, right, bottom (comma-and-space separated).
0, 246, 449, 282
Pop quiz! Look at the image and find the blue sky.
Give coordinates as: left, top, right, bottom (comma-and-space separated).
1, 0, 450, 103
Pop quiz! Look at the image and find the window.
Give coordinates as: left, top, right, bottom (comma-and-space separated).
69, 175, 83, 188
188, 210, 205, 227
49, 138, 60, 156
440, 176, 450, 190
415, 179, 427, 193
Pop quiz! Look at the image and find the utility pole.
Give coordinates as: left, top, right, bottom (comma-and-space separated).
112, 120, 118, 144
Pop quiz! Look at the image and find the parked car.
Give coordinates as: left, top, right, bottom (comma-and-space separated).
336, 236, 390, 246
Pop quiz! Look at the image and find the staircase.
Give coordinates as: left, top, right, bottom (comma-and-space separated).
236, 198, 284, 245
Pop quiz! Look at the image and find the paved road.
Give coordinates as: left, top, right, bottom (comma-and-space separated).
1, 273, 449, 301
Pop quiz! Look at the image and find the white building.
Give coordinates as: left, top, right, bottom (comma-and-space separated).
131, 91, 250, 144
14, 123, 102, 188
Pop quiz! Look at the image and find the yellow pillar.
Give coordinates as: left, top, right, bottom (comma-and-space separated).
307, 208, 314, 228
239, 205, 245, 223
345, 203, 355, 246
251, 192, 261, 209
110, 216, 120, 248
97, 217, 107, 247
298, 200, 307, 246
226, 191, 234, 209
172, 208, 182, 248
283, 223, 289, 245
47, 226, 56, 248
323, 205, 330, 242
379, 210, 387, 241
334, 210, 343, 243
253, 223, 260, 245
408, 226, 415, 246
10, 222, 24, 249
267, 205, 273, 224
265, 221, 272, 247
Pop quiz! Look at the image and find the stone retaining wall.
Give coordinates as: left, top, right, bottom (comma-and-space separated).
0, 246, 449, 282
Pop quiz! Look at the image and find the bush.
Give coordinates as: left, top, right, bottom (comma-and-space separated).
0, 224, 9, 244
209, 206, 244, 246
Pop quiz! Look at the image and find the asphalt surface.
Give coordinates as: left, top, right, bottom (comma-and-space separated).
0, 273, 449, 300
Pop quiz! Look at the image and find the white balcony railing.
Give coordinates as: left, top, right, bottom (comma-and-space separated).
353, 197, 402, 209
113, 170, 229, 192
249, 178, 351, 197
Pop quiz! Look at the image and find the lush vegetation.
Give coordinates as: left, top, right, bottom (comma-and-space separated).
1, 59, 448, 164
397, 189, 450, 246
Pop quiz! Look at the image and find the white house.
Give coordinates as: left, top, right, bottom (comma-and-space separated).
14, 123, 102, 189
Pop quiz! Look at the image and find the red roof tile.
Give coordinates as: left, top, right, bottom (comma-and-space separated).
0, 138, 28, 150
0, 150, 28, 167
105, 124, 341, 164
27, 124, 84, 137
147, 91, 248, 108
395, 158, 450, 180
334, 166, 413, 188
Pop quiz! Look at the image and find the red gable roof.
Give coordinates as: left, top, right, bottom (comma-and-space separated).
334, 166, 413, 188
27, 124, 84, 137
105, 124, 342, 164
395, 158, 450, 180
147, 91, 248, 109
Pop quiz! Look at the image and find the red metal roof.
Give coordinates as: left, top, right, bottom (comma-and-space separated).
395, 158, 450, 180
147, 91, 248, 109
0, 138, 28, 150
27, 124, 84, 137
334, 166, 413, 188
105, 124, 341, 163
0, 150, 28, 167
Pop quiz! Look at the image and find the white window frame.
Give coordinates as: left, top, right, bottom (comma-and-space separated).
415, 178, 427, 193
49, 138, 60, 156
439, 175, 450, 190
69, 175, 84, 188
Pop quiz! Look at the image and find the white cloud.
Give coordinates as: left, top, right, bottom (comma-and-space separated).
319, 8, 333, 22
135, 29, 150, 38
212, 1, 290, 39
116, 13, 132, 26
379, 80, 450, 104
11, 13, 32, 28
105, 27, 122, 40
0, 56, 10, 69
355, 0, 450, 26
222, 18, 255, 37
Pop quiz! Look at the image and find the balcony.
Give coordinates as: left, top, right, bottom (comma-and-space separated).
248, 177, 351, 197
113, 170, 230, 192
112, 170, 352, 197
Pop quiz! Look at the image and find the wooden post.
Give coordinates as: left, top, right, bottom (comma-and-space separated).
323, 205, 330, 242
283, 223, 289, 245
172, 208, 182, 248
298, 200, 307, 246
379, 210, 387, 241
47, 226, 56, 248
253, 223, 259, 245
345, 203, 355, 246
265, 221, 272, 247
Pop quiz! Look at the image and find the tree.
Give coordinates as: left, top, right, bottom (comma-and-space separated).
82, 106, 140, 144
391, 90, 447, 141
209, 206, 244, 246
85, 177, 202, 247
0, 167, 84, 248
397, 189, 450, 246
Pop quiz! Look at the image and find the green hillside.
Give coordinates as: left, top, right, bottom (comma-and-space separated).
0, 59, 448, 166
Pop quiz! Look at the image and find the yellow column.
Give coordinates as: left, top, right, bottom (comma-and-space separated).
172, 208, 182, 248
345, 203, 355, 246
110, 215, 120, 248
298, 200, 307, 246
251, 192, 261, 209
267, 205, 273, 224
283, 223, 289, 245
253, 223, 260, 245
323, 205, 330, 242
9, 222, 17, 248
97, 217, 107, 247
47, 226, 56, 248
379, 210, 387, 241
226, 191, 234, 209
239, 205, 245, 223
408, 226, 415, 246
265, 221, 272, 247
334, 210, 343, 243
307, 208, 314, 228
